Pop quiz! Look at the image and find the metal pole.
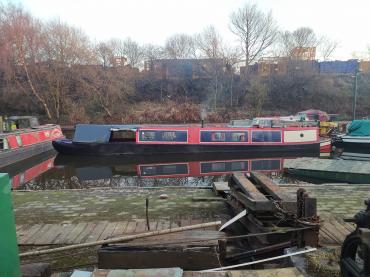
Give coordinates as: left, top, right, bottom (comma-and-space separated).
353, 71, 359, 120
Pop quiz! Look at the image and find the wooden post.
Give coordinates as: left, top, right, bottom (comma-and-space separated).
145, 197, 150, 231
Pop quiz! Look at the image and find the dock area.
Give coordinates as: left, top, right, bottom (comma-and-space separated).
7, 171, 369, 276
284, 157, 370, 183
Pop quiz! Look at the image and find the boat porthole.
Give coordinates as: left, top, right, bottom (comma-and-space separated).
300, 133, 304, 137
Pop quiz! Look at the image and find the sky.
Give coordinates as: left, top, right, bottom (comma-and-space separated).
9, 0, 370, 60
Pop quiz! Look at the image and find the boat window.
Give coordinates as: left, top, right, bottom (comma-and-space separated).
139, 130, 187, 142
109, 130, 136, 142
200, 131, 248, 142
140, 164, 188, 176
201, 161, 248, 173
252, 131, 281, 142
251, 159, 281, 171
230, 161, 247, 171
141, 131, 156, 141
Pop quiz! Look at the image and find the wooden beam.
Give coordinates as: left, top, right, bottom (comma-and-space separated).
229, 173, 273, 212
250, 172, 297, 213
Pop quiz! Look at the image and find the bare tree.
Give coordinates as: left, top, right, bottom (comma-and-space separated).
142, 43, 164, 61
229, 3, 278, 68
277, 27, 320, 57
41, 19, 94, 120
0, 4, 53, 118
196, 25, 224, 59
122, 38, 143, 68
96, 42, 115, 67
291, 27, 317, 48
164, 33, 196, 59
319, 37, 339, 61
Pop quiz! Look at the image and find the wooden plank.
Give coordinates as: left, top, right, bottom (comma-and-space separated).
343, 222, 356, 233
321, 224, 344, 244
181, 218, 191, 227
30, 224, 54, 245
192, 197, 226, 202
212, 181, 229, 196
329, 219, 351, 239
110, 221, 128, 237
321, 229, 343, 244
85, 221, 108, 243
228, 268, 304, 277
74, 222, 97, 244
319, 228, 337, 245
17, 224, 31, 238
134, 221, 147, 233
250, 172, 297, 212
124, 221, 137, 234
230, 190, 274, 212
99, 222, 118, 240
157, 220, 171, 230
127, 230, 223, 247
42, 224, 65, 245
231, 173, 268, 201
171, 221, 179, 229
149, 221, 158, 231
250, 172, 295, 201
53, 224, 78, 245
20, 224, 44, 244
16, 225, 24, 232
190, 219, 202, 226
64, 223, 88, 244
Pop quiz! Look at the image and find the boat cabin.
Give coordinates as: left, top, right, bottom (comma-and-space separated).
72, 124, 319, 145
0, 116, 40, 133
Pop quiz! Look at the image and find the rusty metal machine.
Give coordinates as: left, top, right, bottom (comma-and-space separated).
341, 198, 370, 276
226, 172, 320, 262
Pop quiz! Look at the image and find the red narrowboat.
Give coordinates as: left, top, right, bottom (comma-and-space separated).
0, 116, 63, 168
52, 123, 320, 156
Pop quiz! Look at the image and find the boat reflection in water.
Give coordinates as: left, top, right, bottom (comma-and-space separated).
2, 150, 56, 189
139, 158, 283, 179
11, 151, 318, 190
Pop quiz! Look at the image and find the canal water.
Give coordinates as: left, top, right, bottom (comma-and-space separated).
5, 150, 318, 190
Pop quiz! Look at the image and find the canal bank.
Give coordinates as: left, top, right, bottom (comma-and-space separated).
3, 148, 370, 276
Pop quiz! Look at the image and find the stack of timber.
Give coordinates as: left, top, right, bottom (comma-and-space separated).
284, 157, 370, 183
227, 172, 319, 254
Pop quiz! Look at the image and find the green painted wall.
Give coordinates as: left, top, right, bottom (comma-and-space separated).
0, 173, 21, 277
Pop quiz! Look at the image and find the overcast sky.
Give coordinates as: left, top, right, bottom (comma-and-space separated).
13, 0, 370, 60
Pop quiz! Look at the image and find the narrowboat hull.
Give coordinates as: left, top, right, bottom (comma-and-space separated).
335, 138, 370, 154
52, 139, 320, 156
0, 140, 54, 168
0, 125, 63, 168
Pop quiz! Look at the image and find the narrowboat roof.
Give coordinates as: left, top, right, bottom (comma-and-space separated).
73, 124, 139, 143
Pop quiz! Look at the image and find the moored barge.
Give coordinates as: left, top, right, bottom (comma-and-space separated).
334, 120, 370, 150
53, 123, 320, 156
0, 116, 63, 168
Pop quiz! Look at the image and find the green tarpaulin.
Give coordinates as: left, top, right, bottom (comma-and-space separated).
347, 120, 370, 136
